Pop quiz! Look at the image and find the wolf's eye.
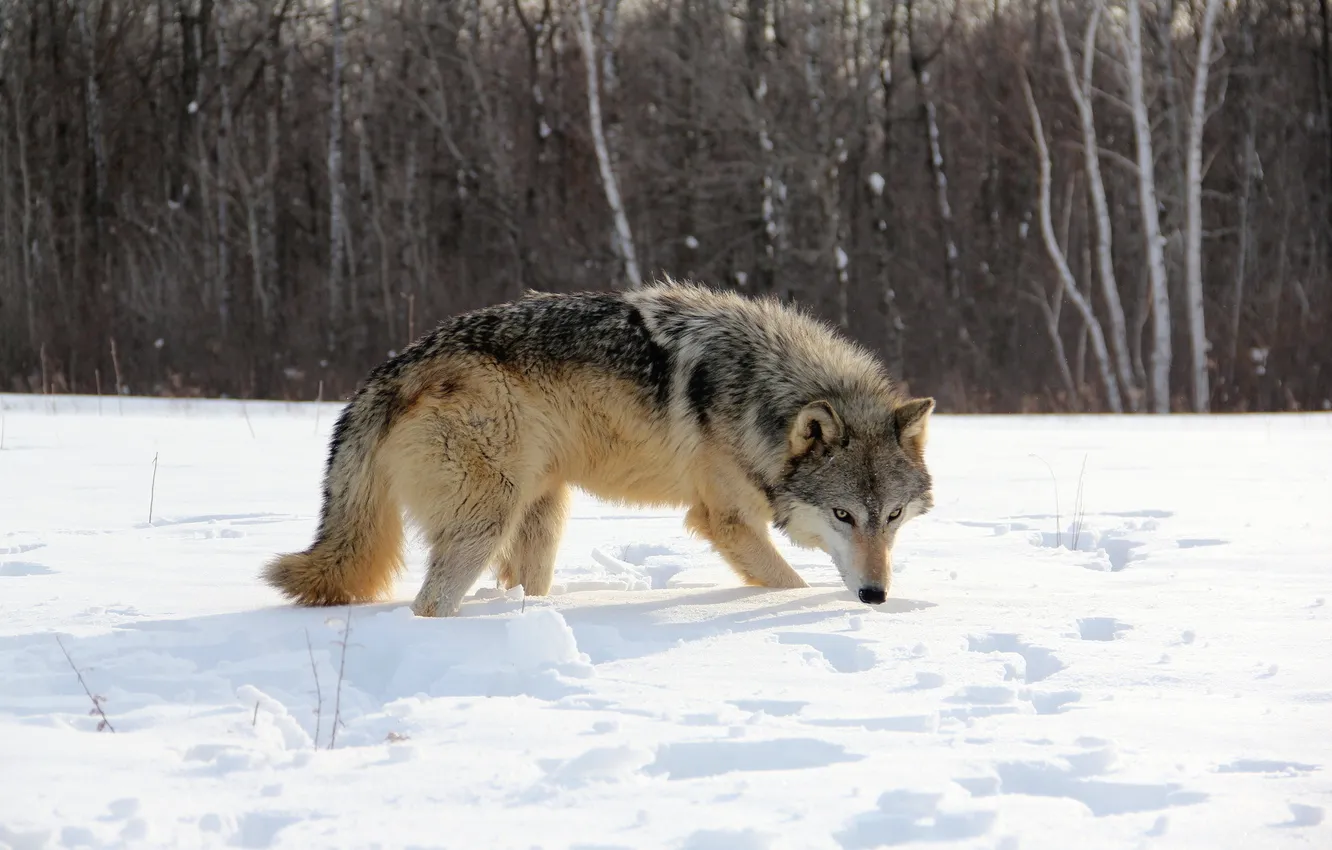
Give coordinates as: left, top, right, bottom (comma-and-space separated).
887, 507, 903, 521
833, 509, 855, 525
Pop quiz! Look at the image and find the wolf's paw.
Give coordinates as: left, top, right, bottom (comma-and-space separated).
411, 598, 446, 618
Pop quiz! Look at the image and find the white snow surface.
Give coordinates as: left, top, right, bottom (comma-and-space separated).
1, 395, 1330, 849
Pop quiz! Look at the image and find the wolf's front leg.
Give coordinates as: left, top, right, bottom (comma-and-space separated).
685, 505, 808, 589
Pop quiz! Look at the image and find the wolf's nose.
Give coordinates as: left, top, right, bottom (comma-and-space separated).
858, 587, 886, 605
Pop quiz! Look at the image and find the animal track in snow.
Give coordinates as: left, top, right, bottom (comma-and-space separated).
942, 685, 1022, 721
1076, 617, 1133, 641
836, 785, 997, 849
0, 540, 45, 555
805, 714, 939, 734
994, 745, 1208, 817
777, 632, 878, 673
0, 562, 54, 576
967, 633, 1066, 683
728, 699, 807, 717
590, 543, 688, 589
1216, 759, 1319, 775
644, 738, 862, 780
681, 828, 773, 850
1279, 804, 1325, 828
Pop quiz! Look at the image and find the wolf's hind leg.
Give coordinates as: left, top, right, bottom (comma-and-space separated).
496, 484, 571, 597
393, 450, 522, 617
413, 512, 513, 617
685, 505, 808, 589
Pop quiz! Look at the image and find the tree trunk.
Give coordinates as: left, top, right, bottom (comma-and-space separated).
577, 0, 640, 289
75, 0, 106, 223
214, 0, 231, 334
875, 0, 906, 374
1184, 0, 1223, 413
327, 0, 345, 342
255, 0, 282, 337
1021, 68, 1123, 413
1049, 0, 1140, 410
907, 0, 961, 302
1227, 4, 1257, 391
1123, 0, 1173, 413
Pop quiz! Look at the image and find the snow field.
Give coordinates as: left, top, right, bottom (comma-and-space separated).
0, 394, 1330, 849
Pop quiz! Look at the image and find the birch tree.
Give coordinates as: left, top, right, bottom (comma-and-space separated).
906, 0, 962, 301
75, 0, 107, 224
1021, 68, 1123, 413
745, 0, 785, 295
1121, 0, 1172, 413
214, 0, 232, 333
1049, 0, 1140, 410
577, 0, 639, 289
327, 0, 346, 337
1226, 2, 1257, 390
1184, 0, 1224, 413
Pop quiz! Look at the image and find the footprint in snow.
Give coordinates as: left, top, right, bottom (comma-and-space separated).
1217, 759, 1319, 776
1278, 803, 1325, 828
967, 633, 1066, 683
643, 738, 862, 780
777, 632, 878, 673
836, 787, 996, 849
0, 561, 54, 576
1076, 617, 1133, 642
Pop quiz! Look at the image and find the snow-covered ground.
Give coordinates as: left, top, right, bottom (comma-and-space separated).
1, 394, 1329, 850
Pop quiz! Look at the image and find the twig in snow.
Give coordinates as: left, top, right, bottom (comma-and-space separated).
313, 379, 324, 435
148, 452, 160, 525
1029, 453, 1061, 549
329, 607, 352, 750
109, 337, 124, 415
242, 403, 256, 439
55, 636, 115, 732
1069, 454, 1089, 550
252, 701, 260, 726
305, 627, 324, 748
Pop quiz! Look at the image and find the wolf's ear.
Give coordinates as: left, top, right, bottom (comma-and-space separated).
894, 397, 935, 461
788, 400, 844, 457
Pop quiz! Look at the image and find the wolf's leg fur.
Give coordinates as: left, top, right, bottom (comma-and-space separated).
413, 518, 512, 617
685, 504, 808, 589
496, 484, 571, 597
382, 383, 533, 617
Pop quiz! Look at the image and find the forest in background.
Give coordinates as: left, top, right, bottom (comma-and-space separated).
1, 0, 1329, 412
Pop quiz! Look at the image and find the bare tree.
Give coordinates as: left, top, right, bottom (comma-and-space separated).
1226, 1, 1257, 391
746, 0, 786, 296
214, 0, 232, 333
1022, 67, 1123, 412
327, 0, 346, 340
577, 0, 639, 289
1049, 0, 1140, 410
907, 0, 962, 302
1120, 0, 1173, 413
1184, 0, 1224, 413
75, 0, 107, 223
1, 0, 1329, 410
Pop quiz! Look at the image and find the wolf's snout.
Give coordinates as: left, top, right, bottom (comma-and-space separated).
858, 587, 886, 605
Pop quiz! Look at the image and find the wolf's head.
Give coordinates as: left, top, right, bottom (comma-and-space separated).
770, 396, 935, 605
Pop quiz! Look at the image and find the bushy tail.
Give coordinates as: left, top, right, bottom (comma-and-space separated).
264, 384, 406, 606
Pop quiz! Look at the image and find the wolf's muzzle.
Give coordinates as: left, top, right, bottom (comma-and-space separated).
858, 587, 887, 605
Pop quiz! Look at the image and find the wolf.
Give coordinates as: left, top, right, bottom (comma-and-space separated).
264, 279, 935, 617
